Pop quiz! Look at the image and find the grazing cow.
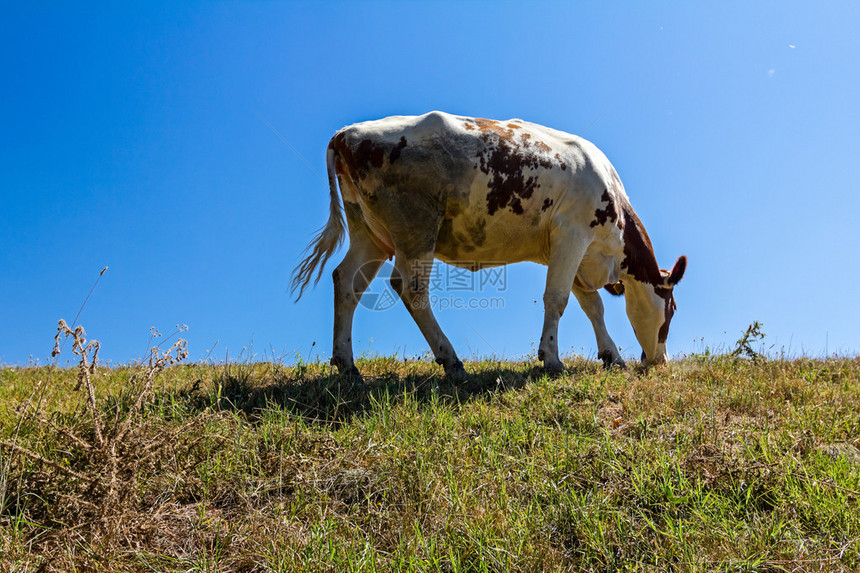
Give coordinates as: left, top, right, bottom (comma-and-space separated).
292, 111, 686, 379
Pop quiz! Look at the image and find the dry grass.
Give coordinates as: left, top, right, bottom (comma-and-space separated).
1, 326, 858, 571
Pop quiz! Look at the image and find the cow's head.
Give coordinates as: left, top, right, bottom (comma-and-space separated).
622, 255, 687, 365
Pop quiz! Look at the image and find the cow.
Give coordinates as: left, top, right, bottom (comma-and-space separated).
291, 111, 686, 379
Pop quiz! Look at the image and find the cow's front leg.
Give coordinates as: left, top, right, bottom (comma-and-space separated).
538, 232, 589, 375
571, 285, 625, 369
331, 229, 386, 380
391, 252, 466, 379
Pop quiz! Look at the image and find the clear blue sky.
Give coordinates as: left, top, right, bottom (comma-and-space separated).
2, 2, 859, 366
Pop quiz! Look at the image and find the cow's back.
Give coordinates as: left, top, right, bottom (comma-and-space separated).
330, 111, 625, 265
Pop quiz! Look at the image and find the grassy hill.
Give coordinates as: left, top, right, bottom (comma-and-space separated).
1, 343, 859, 571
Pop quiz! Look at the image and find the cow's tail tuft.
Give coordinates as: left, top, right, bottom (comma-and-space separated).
290, 143, 345, 300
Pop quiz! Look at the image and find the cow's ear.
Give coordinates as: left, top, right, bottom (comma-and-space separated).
604, 282, 624, 296
667, 256, 687, 286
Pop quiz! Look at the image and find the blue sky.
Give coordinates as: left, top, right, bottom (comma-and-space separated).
2, 2, 859, 366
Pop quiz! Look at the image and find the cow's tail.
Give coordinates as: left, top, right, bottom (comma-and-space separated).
290, 142, 345, 300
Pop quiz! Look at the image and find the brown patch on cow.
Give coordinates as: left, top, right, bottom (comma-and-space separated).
518, 133, 531, 149
389, 136, 407, 163
534, 140, 551, 154
332, 132, 413, 181
357, 139, 385, 170
479, 137, 538, 214
507, 123, 521, 129
590, 189, 619, 228
473, 118, 517, 143
464, 122, 476, 131
475, 123, 554, 216
541, 198, 554, 211
554, 153, 567, 171
654, 286, 676, 343
619, 203, 663, 287
331, 133, 386, 180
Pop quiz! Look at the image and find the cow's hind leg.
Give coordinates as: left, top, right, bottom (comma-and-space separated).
391, 251, 466, 379
331, 219, 386, 379
571, 285, 626, 369
538, 230, 590, 375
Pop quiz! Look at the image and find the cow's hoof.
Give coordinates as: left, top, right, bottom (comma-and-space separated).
339, 365, 364, 385
444, 360, 468, 381
598, 350, 626, 370
543, 360, 565, 376
331, 357, 361, 381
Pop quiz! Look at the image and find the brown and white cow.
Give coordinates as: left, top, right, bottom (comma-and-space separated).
292, 111, 686, 379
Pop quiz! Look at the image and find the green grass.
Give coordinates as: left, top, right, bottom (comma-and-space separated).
1, 354, 859, 571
